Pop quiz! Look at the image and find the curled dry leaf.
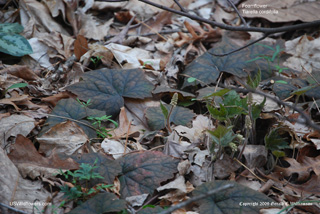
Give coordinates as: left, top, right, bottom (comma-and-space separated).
37, 120, 88, 157
0, 147, 51, 214
0, 65, 39, 81
0, 114, 35, 150
8, 135, 79, 179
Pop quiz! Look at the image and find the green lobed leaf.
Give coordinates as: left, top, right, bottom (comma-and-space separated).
207, 125, 236, 147
67, 68, 154, 116
73, 153, 122, 185
193, 180, 278, 214
0, 23, 24, 34
145, 103, 195, 130
117, 151, 179, 198
39, 98, 106, 139
68, 192, 127, 214
0, 33, 33, 57
265, 128, 289, 152
182, 39, 285, 88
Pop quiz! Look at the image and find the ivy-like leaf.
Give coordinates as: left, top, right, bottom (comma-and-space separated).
207, 125, 236, 147
74, 153, 121, 185
182, 39, 285, 88
265, 128, 289, 152
0, 33, 33, 57
67, 68, 154, 116
39, 98, 106, 138
145, 104, 195, 130
68, 192, 126, 214
193, 181, 278, 214
117, 151, 179, 198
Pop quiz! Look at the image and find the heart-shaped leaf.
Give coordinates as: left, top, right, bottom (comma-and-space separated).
182, 38, 284, 88
39, 98, 105, 138
74, 153, 122, 185
67, 68, 154, 116
117, 151, 179, 198
145, 104, 195, 130
68, 192, 126, 214
193, 181, 278, 214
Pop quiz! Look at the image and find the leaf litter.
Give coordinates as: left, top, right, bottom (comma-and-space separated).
1, 0, 320, 213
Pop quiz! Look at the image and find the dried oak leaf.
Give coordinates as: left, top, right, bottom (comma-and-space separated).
67, 68, 154, 116
274, 156, 320, 182
117, 151, 179, 198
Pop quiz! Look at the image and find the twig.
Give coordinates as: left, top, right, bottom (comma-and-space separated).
123, 0, 320, 34
226, 0, 248, 27
106, 15, 136, 44
158, 184, 234, 214
173, 0, 188, 13
0, 202, 28, 214
210, 33, 269, 56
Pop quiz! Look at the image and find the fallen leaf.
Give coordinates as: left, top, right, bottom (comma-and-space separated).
117, 151, 179, 198
0, 65, 39, 81
0, 114, 35, 150
8, 135, 79, 179
274, 155, 320, 182
37, 121, 88, 157
74, 34, 88, 60
67, 68, 154, 116
68, 192, 127, 214
0, 146, 51, 213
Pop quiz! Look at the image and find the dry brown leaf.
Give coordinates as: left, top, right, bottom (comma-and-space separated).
37, 121, 88, 157
20, 0, 70, 36
275, 156, 320, 182
241, 145, 268, 169
0, 114, 35, 150
111, 107, 142, 139
8, 135, 79, 179
41, 91, 76, 107
78, 12, 113, 40
0, 94, 29, 111
213, 155, 241, 179
284, 35, 320, 73
174, 115, 213, 144
74, 34, 89, 60
0, 147, 51, 213
0, 65, 39, 81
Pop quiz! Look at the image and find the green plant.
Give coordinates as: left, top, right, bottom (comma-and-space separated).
160, 92, 178, 133
246, 44, 289, 84
0, 23, 33, 56
1, 82, 28, 98
87, 115, 118, 138
90, 56, 102, 68
207, 125, 238, 160
76, 98, 92, 108
58, 158, 113, 206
